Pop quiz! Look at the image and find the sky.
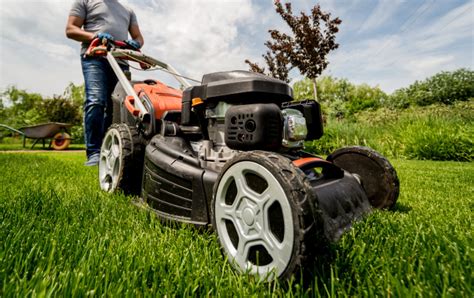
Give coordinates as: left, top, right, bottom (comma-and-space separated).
0, 0, 473, 97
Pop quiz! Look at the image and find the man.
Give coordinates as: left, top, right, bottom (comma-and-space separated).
66, 0, 144, 166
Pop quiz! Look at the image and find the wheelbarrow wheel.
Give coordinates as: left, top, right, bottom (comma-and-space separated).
52, 132, 71, 150
211, 151, 317, 281
327, 146, 399, 209
99, 124, 144, 195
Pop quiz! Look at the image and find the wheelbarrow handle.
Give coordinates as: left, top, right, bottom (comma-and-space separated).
0, 124, 25, 136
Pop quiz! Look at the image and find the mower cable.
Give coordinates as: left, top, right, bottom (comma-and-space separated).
119, 51, 201, 84
128, 64, 201, 84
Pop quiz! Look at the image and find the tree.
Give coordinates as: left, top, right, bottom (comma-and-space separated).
245, 49, 291, 83
63, 82, 85, 107
246, 1, 341, 99
0, 86, 45, 126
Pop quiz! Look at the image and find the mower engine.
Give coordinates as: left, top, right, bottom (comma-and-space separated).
193, 102, 308, 171
224, 103, 309, 150
179, 71, 325, 173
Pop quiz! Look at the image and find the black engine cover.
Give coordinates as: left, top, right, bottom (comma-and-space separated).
225, 103, 283, 151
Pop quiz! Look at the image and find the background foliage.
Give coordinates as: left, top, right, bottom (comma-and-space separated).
0, 83, 84, 142
0, 68, 473, 161
305, 102, 473, 161
293, 68, 474, 161
389, 68, 474, 108
293, 68, 474, 117
293, 76, 387, 118
246, 0, 341, 90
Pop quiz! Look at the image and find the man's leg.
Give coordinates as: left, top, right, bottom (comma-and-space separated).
81, 57, 110, 159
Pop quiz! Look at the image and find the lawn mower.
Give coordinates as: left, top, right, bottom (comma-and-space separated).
88, 38, 399, 281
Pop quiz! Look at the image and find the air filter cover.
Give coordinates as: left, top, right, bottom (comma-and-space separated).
225, 103, 282, 151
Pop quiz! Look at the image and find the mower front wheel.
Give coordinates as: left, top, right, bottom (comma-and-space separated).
212, 151, 317, 281
98, 124, 144, 195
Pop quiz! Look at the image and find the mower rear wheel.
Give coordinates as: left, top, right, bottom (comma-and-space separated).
98, 124, 144, 195
327, 146, 399, 209
212, 151, 317, 281
51, 132, 71, 150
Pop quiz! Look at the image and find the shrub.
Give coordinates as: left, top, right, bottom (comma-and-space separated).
388, 68, 474, 108
293, 76, 387, 118
41, 97, 81, 125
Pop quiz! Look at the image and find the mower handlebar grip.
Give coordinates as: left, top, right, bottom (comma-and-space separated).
84, 38, 134, 57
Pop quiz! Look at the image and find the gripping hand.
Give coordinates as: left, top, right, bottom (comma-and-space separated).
125, 39, 142, 50
95, 32, 115, 44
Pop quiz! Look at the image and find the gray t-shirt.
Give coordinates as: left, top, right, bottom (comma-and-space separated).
69, 0, 138, 54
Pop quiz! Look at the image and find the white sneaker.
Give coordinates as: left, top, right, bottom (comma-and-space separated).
84, 153, 100, 166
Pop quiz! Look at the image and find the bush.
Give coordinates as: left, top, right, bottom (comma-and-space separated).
293, 76, 387, 118
388, 68, 474, 108
41, 97, 81, 124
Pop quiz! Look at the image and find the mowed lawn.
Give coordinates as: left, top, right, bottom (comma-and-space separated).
0, 152, 472, 296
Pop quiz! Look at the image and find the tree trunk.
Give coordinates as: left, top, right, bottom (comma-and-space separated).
312, 78, 318, 101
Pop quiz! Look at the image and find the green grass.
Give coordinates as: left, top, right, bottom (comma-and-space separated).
1, 152, 472, 296
0, 140, 85, 151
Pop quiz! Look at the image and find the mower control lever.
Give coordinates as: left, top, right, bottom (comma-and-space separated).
124, 96, 140, 117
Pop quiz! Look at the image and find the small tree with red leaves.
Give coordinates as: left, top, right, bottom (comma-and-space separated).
246, 0, 341, 100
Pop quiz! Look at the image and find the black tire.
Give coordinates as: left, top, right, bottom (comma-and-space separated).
98, 123, 144, 195
327, 146, 399, 209
211, 151, 318, 281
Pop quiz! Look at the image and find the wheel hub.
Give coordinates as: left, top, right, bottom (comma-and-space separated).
235, 197, 261, 236
99, 129, 122, 192
242, 207, 255, 226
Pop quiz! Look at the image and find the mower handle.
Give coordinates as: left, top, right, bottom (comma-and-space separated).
84, 38, 133, 58
84, 38, 191, 88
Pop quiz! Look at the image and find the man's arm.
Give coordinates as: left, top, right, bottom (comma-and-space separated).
66, 16, 94, 42
129, 24, 144, 47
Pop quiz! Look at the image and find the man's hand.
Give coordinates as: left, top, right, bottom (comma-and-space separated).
95, 32, 115, 43
124, 39, 142, 50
